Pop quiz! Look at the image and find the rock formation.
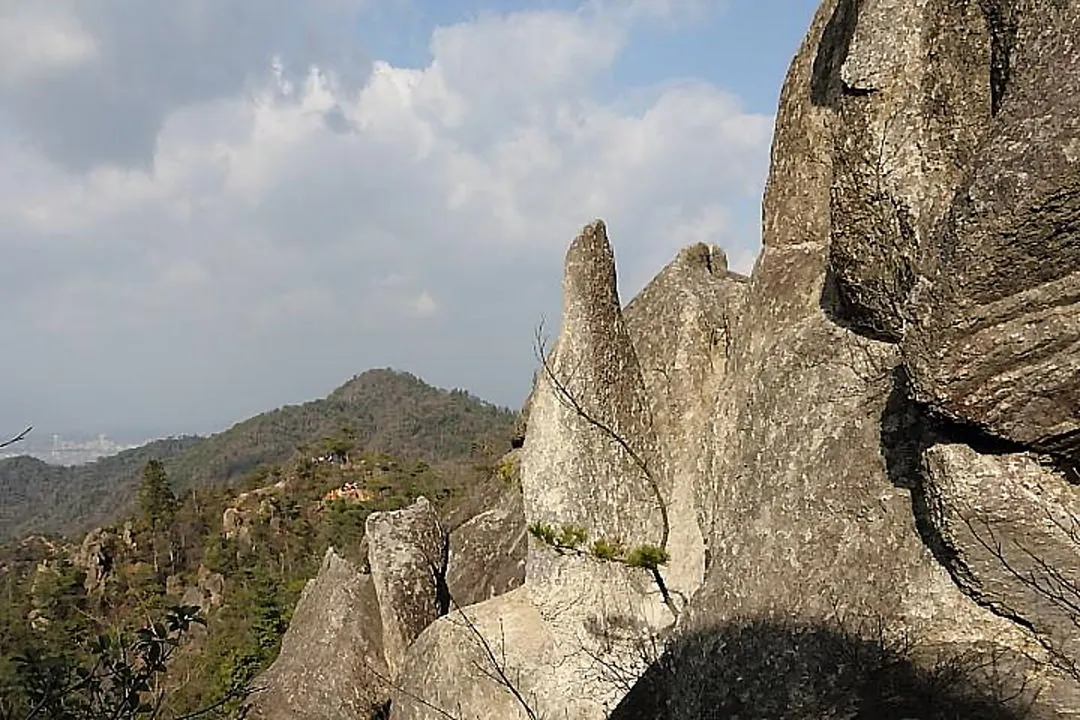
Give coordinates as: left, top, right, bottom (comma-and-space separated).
366, 498, 446, 679
394, 222, 703, 720
260, 0, 1080, 716
446, 474, 527, 607
250, 488, 526, 719
249, 549, 390, 720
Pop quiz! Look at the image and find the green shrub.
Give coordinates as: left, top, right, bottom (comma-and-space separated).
557, 524, 588, 548
625, 544, 670, 571
529, 522, 588, 551
528, 522, 558, 546
495, 457, 519, 485
590, 537, 625, 561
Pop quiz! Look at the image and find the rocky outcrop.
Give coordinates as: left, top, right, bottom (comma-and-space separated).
73, 522, 137, 594
623, 243, 747, 591
922, 445, 1080, 691
395, 222, 686, 720
251, 486, 534, 719
523, 220, 665, 552
446, 478, 526, 607
811, 0, 1080, 459
222, 479, 288, 543
168, 564, 225, 611
366, 497, 445, 680
74, 528, 116, 595
667, 0, 1080, 715
901, 0, 1080, 458
262, 1, 1080, 716
249, 549, 389, 720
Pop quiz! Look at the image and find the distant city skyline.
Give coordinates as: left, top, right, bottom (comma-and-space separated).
0, 432, 149, 466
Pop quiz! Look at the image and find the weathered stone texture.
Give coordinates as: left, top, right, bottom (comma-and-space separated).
824, 0, 992, 341
623, 243, 746, 594
249, 549, 388, 720
922, 445, 1080, 672
903, 0, 1080, 458
366, 496, 445, 680
522, 220, 664, 552
674, 0, 1071, 714
396, 222, 682, 720
394, 588, 548, 720
446, 478, 526, 608
689, 0, 965, 631
800, 0, 1080, 458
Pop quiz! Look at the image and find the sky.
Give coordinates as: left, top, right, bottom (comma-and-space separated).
0, 0, 821, 441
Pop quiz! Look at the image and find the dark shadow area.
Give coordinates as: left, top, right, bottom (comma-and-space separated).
879, 367, 1028, 473
878, 365, 1036, 606
978, 0, 1018, 115
609, 618, 1034, 720
818, 264, 905, 344
810, 0, 862, 107
1037, 427, 1080, 468
876, 365, 960, 583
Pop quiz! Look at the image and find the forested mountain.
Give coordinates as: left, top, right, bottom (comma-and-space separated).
0, 429, 515, 718
0, 369, 517, 541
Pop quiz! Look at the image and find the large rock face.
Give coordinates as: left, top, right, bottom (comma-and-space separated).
622, 243, 747, 591
395, 222, 702, 720
922, 445, 1080, 684
670, 0, 1080, 715
813, 0, 1080, 458
523, 220, 665, 552
366, 497, 445, 680
249, 549, 388, 720
445, 478, 526, 608
902, 0, 1080, 458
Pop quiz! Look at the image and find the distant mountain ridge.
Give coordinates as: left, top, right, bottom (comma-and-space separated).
0, 369, 517, 541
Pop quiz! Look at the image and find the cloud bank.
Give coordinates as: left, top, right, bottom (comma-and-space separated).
0, 0, 773, 438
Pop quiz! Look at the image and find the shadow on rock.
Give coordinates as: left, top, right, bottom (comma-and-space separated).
609, 618, 1032, 720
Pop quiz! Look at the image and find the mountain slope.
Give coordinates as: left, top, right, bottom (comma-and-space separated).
0, 369, 517, 541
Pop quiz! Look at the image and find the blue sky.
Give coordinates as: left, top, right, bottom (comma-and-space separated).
0, 0, 822, 441
359, 1, 819, 113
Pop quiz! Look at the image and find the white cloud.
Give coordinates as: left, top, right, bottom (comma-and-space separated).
410, 291, 439, 318
0, 6, 99, 87
0, 1, 771, 436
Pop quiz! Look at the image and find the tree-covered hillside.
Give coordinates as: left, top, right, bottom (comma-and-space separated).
0, 433, 510, 719
0, 369, 517, 541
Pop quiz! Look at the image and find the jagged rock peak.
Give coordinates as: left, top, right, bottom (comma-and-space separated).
525, 218, 661, 545
562, 219, 617, 311
673, 242, 730, 278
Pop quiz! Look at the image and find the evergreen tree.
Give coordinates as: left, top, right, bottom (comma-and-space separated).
138, 460, 176, 532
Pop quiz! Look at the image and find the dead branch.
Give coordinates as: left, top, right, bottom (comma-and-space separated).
0, 426, 32, 449
533, 322, 681, 619
962, 509, 1080, 682
532, 323, 669, 550
448, 600, 538, 720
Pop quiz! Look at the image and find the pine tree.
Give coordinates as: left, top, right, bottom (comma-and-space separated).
138, 460, 176, 532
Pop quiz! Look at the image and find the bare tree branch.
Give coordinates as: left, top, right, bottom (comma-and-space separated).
0, 426, 32, 449
532, 322, 679, 619
962, 507, 1080, 683
445, 594, 538, 719
533, 323, 669, 550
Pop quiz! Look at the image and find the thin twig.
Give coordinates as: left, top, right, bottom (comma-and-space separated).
533, 323, 669, 550
0, 427, 32, 449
